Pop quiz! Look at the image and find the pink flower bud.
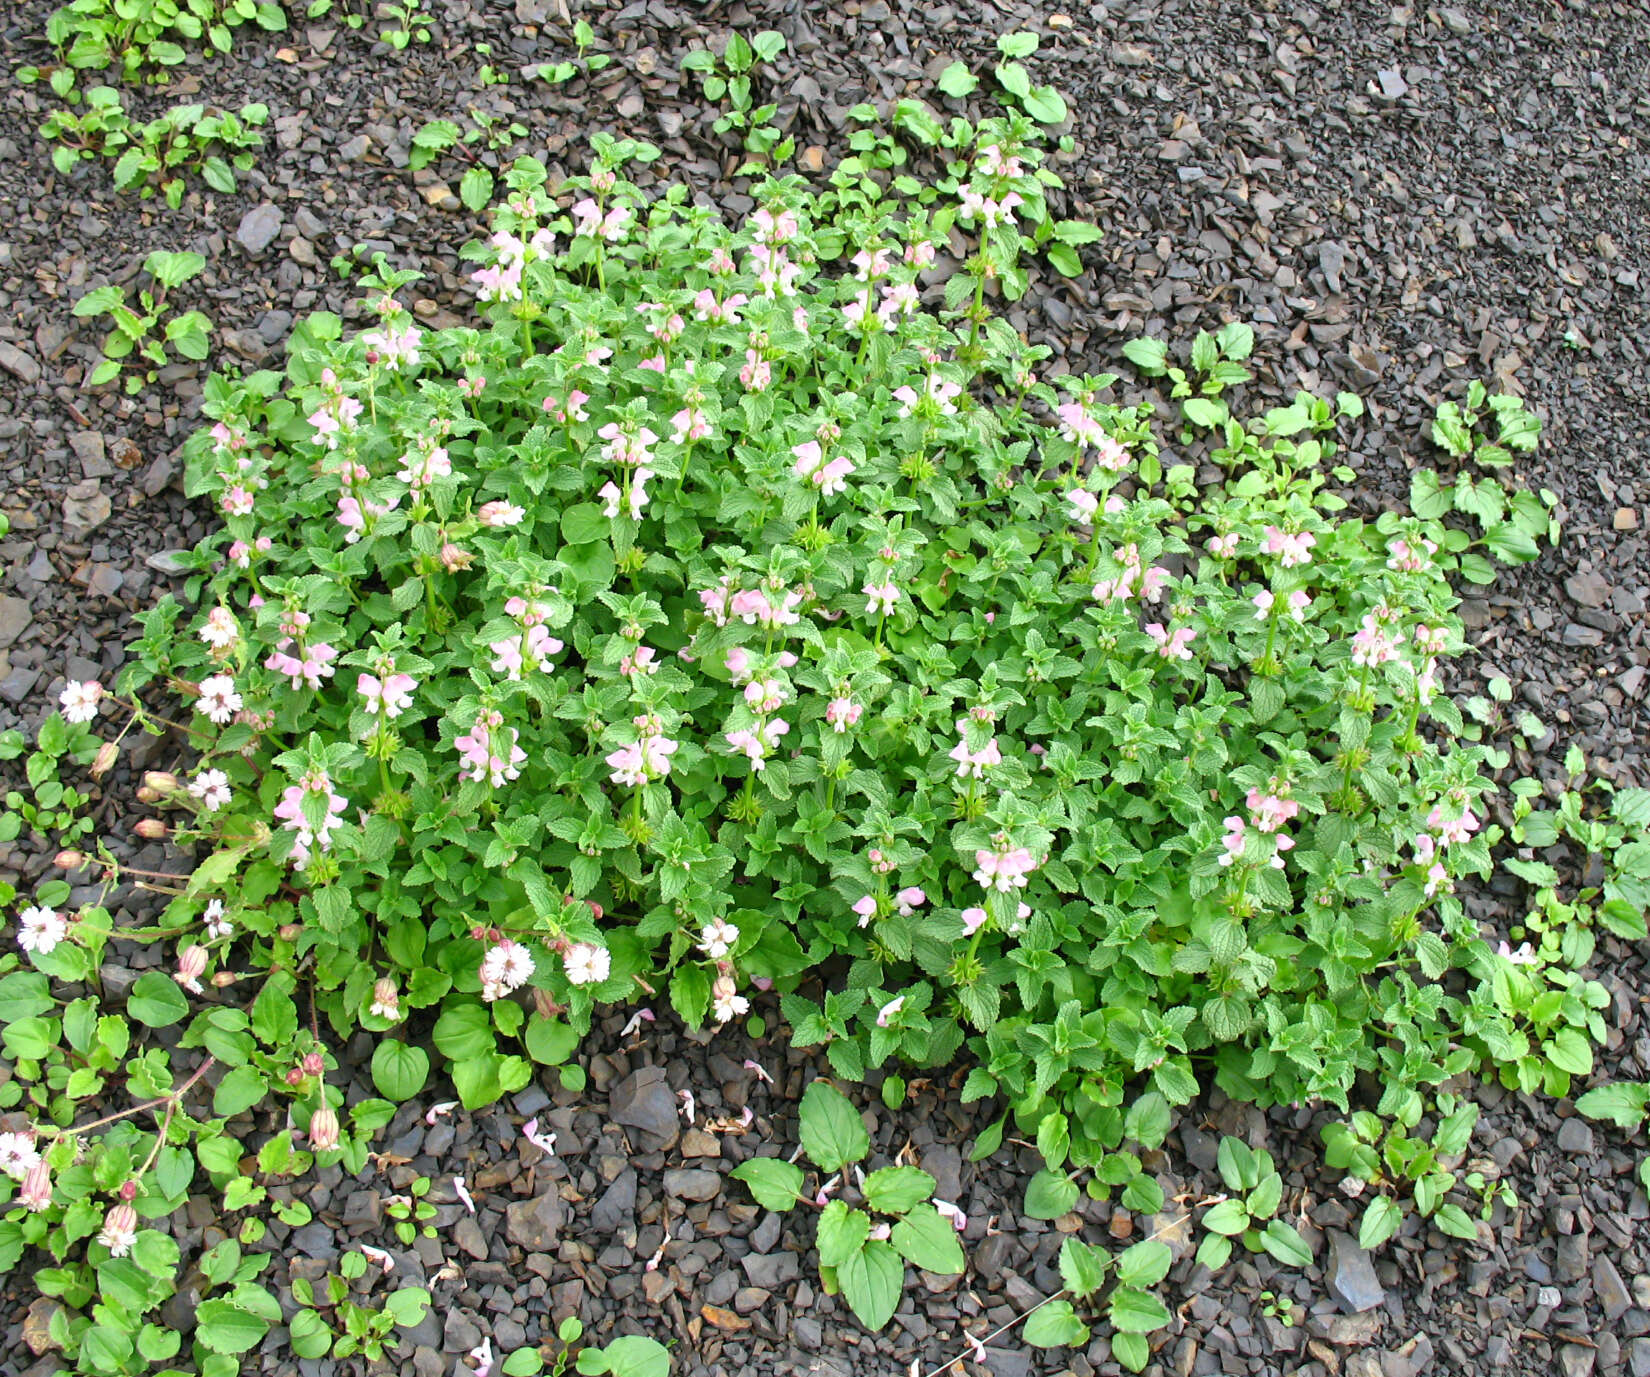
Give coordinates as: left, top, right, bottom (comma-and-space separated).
55, 850, 85, 869
439, 542, 473, 572
278, 923, 302, 941
285, 1067, 305, 1086
309, 1104, 340, 1151
91, 742, 119, 777
211, 970, 237, 988
302, 1051, 325, 1076
98, 1202, 138, 1256
176, 945, 207, 980
118, 1178, 138, 1202
142, 771, 180, 793
19, 1160, 52, 1211
134, 818, 168, 839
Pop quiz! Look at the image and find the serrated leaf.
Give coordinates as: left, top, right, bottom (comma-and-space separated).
1023, 1298, 1090, 1349
863, 1166, 935, 1215
817, 1200, 871, 1268
799, 1080, 869, 1172
1024, 1168, 1078, 1219
837, 1239, 902, 1331
729, 1157, 804, 1211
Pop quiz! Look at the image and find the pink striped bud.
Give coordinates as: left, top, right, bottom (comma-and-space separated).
91, 742, 119, 777
176, 946, 207, 982
302, 1051, 326, 1076
134, 818, 168, 839
142, 771, 180, 793
308, 1104, 340, 1151
18, 1160, 52, 1211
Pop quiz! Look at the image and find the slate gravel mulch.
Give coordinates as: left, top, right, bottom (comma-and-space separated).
1, 1, 1649, 1375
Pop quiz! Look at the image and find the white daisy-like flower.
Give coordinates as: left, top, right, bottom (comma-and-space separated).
563, 942, 610, 986
0, 1131, 41, 1182
196, 675, 242, 725
59, 680, 102, 723
188, 769, 232, 812
17, 905, 68, 955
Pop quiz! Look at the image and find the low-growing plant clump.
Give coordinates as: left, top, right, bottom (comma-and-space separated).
1, 91, 1642, 1375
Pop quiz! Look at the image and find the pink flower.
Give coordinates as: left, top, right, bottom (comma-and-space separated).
864, 582, 900, 616
740, 350, 771, 392
522, 1117, 559, 1156
358, 672, 417, 718
97, 1203, 138, 1257
1218, 816, 1247, 868
1350, 615, 1397, 668
825, 697, 862, 732
934, 1199, 967, 1232
638, 353, 667, 373
1387, 537, 1438, 573
478, 500, 526, 528
220, 485, 255, 517
960, 907, 988, 936
725, 646, 752, 684
1262, 525, 1317, 568
852, 895, 879, 928
672, 406, 711, 444
895, 887, 926, 917
1066, 490, 1100, 522
1144, 623, 1196, 661
621, 646, 660, 679
875, 996, 904, 1027
543, 389, 590, 424
1206, 532, 1239, 558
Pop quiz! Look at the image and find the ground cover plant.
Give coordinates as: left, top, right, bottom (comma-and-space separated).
2, 65, 1646, 1374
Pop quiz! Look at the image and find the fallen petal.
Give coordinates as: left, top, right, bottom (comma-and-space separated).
425, 1101, 458, 1126
453, 1175, 476, 1214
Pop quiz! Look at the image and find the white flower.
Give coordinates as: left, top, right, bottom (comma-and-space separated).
0, 1131, 41, 1181
97, 1204, 138, 1257
202, 899, 232, 940
563, 942, 610, 986
713, 991, 750, 1023
196, 675, 242, 725
198, 607, 239, 651
698, 918, 740, 960
480, 941, 536, 1001
59, 680, 102, 723
188, 769, 232, 812
875, 996, 904, 1027
17, 905, 68, 955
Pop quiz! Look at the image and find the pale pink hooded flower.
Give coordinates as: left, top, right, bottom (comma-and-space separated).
59, 679, 103, 723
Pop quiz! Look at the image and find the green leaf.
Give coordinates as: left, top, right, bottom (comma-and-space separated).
1124, 1092, 1172, 1149
1023, 1168, 1079, 1220
371, 1041, 429, 1099
196, 1296, 274, 1353
1201, 1199, 1249, 1235
524, 1015, 579, 1066
1109, 1285, 1172, 1333
936, 61, 978, 97
890, 1202, 964, 1274
1546, 1028, 1594, 1077
128, 972, 189, 1028
1023, 1298, 1090, 1349
1260, 1219, 1314, 1268
1112, 1331, 1152, 1373
1058, 1236, 1109, 1298
460, 165, 494, 213
1434, 1203, 1479, 1241
996, 30, 1040, 57
212, 1065, 268, 1118
561, 502, 609, 546
798, 1080, 869, 1173
1574, 1083, 1650, 1131
729, 1157, 804, 1212
1122, 336, 1168, 376
1046, 243, 1081, 277
1023, 85, 1067, 125
863, 1165, 936, 1215
817, 1201, 871, 1268
1359, 1195, 1403, 1250
1114, 1239, 1172, 1288
433, 1000, 495, 1061
837, 1238, 903, 1331
596, 1337, 671, 1377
